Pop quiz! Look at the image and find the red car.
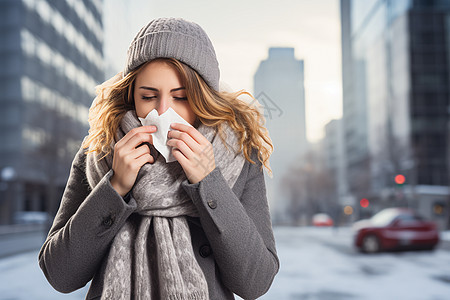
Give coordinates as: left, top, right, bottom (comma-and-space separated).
312, 213, 334, 227
353, 208, 439, 253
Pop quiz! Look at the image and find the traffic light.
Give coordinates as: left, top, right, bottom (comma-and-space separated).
360, 198, 369, 208
394, 174, 406, 185
433, 202, 445, 216
344, 206, 353, 215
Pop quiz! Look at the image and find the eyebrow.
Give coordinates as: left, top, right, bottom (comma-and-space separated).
138, 86, 186, 92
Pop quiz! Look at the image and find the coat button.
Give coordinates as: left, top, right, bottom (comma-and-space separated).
102, 216, 113, 227
199, 245, 212, 258
207, 200, 217, 209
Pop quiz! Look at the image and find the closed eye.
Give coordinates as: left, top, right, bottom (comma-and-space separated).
141, 96, 187, 101
142, 96, 156, 100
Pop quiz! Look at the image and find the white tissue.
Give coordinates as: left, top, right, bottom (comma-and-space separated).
138, 107, 193, 163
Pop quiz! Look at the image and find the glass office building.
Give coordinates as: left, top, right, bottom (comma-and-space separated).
341, 0, 450, 226
0, 0, 103, 224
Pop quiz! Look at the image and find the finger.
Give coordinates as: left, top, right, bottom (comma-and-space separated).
168, 130, 200, 154
167, 138, 194, 160
172, 147, 188, 165
131, 143, 150, 159
170, 123, 207, 145
169, 130, 215, 165
118, 126, 157, 147
134, 153, 153, 168
123, 132, 154, 152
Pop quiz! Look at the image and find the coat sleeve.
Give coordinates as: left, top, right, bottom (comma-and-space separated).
181, 148, 280, 300
38, 146, 137, 293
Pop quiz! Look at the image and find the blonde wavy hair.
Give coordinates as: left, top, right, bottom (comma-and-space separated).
82, 58, 273, 177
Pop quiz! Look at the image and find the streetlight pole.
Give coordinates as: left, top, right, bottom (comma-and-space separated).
0, 167, 16, 225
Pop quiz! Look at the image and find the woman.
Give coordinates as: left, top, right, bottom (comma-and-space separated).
38, 17, 279, 300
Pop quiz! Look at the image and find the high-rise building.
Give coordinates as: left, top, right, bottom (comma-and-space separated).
324, 119, 348, 205
0, 0, 104, 224
340, 0, 370, 208
340, 0, 450, 228
253, 47, 308, 221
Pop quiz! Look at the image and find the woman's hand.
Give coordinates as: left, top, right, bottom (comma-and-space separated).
110, 126, 157, 197
167, 123, 216, 184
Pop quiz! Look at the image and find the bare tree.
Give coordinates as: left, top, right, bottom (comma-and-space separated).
281, 149, 337, 226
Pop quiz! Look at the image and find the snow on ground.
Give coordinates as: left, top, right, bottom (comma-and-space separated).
0, 251, 89, 300
441, 230, 450, 241
261, 226, 450, 300
1, 226, 450, 299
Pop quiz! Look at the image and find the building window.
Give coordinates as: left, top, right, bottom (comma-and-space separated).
20, 29, 97, 95
20, 76, 89, 124
22, 126, 48, 149
22, 0, 103, 72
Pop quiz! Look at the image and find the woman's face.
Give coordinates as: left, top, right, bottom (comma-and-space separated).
133, 60, 197, 126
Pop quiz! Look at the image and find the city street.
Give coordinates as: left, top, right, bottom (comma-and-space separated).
262, 227, 450, 300
1, 227, 450, 299
2, 1, 450, 300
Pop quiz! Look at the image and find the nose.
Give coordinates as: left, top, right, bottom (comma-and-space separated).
156, 94, 171, 115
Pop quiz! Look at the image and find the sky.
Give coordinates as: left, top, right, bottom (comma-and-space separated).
103, 0, 342, 143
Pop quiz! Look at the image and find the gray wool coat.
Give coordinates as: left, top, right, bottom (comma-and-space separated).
38, 143, 279, 300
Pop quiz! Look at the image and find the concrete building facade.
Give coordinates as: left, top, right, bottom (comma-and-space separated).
253, 47, 308, 222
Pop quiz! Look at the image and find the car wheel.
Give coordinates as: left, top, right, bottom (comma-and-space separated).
362, 234, 380, 253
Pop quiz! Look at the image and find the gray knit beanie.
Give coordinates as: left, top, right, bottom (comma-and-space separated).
124, 17, 220, 91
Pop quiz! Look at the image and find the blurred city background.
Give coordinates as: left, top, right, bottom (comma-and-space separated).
1, 0, 450, 299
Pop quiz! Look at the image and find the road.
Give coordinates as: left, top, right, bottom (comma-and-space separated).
0, 226, 450, 299
0, 223, 47, 258
260, 227, 450, 300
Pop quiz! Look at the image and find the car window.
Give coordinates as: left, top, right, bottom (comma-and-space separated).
394, 214, 423, 225
396, 215, 414, 221
371, 210, 398, 226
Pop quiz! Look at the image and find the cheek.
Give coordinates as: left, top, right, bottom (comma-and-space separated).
172, 102, 196, 125
177, 104, 197, 125
134, 98, 155, 118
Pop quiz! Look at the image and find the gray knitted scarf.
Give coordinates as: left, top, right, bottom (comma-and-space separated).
86, 110, 246, 299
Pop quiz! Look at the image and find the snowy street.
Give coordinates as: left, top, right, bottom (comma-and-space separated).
262, 227, 450, 300
1, 226, 450, 299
